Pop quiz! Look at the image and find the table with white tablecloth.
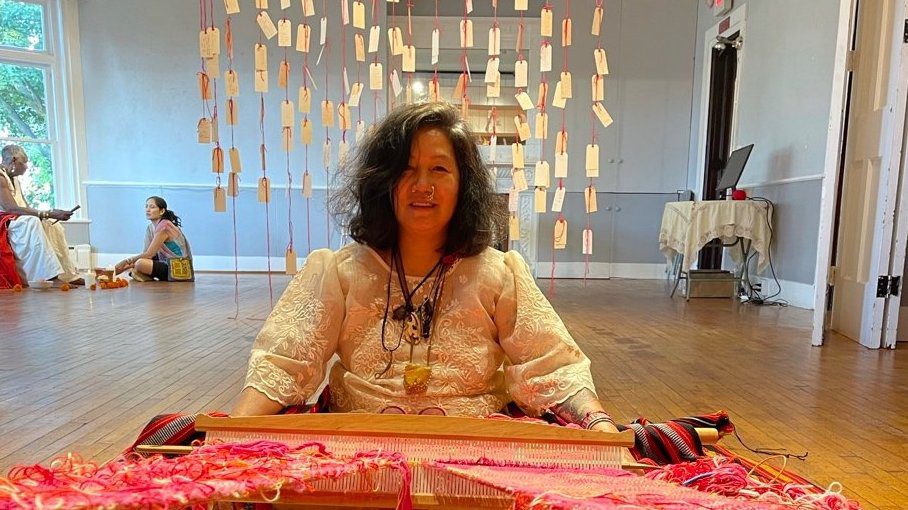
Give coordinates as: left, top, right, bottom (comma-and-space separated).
658, 200, 773, 297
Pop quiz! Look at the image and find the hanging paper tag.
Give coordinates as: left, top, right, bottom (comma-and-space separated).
204, 54, 220, 79
402, 45, 416, 73
484, 58, 499, 83
226, 98, 238, 125
225, 0, 240, 15
257, 177, 271, 203
303, 172, 313, 197
508, 188, 519, 212
488, 27, 501, 56
541, 7, 553, 37
214, 186, 227, 212
537, 82, 548, 107
513, 168, 528, 191
277, 19, 292, 46
560, 71, 573, 98
390, 69, 402, 97
197, 117, 212, 144
540, 42, 552, 73
323, 140, 332, 168
341, 0, 350, 25
280, 100, 294, 127
369, 62, 383, 90
466, 0, 473, 13
255, 0, 267, 8
278, 60, 290, 88
511, 143, 525, 169
534, 160, 550, 187
212, 146, 224, 173
200, 29, 212, 58
229, 147, 242, 173
452, 72, 467, 100
489, 135, 497, 162
338, 103, 352, 130
257, 11, 278, 39
515, 91, 534, 111
197, 72, 212, 100
486, 72, 500, 98
285, 248, 298, 274
355, 33, 365, 61
297, 24, 311, 52
460, 19, 473, 48
225, 69, 239, 97
582, 229, 593, 255
301, 118, 313, 144
389, 26, 404, 55
429, 78, 441, 101
552, 81, 567, 109
586, 144, 600, 177
321, 100, 335, 127
299, 87, 311, 112
594, 48, 609, 75
592, 74, 605, 101
369, 25, 380, 53
353, 0, 366, 29
431, 28, 440, 64
509, 215, 520, 241
460, 96, 470, 119
228, 172, 240, 197
514, 0, 527, 10
303, 0, 315, 16
254, 43, 267, 70
338, 139, 350, 163
516, 22, 524, 52
552, 187, 566, 213
562, 18, 572, 46
535, 112, 548, 139
343, 66, 350, 95
208, 27, 221, 56
554, 152, 568, 178
592, 102, 614, 128
355, 120, 367, 143
592, 6, 604, 36
556, 129, 568, 154
534, 188, 547, 213
513, 59, 528, 89
349, 82, 363, 106
515, 116, 530, 141
554, 218, 568, 249
585, 185, 598, 213
210, 112, 220, 143
280, 0, 290, 8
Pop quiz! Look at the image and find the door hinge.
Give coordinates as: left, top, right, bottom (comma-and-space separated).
877, 275, 901, 297
827, 266, 838, 286
846, 50, 856, 71
903, 19, 908, 43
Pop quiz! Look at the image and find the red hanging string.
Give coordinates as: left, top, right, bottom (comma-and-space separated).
258, 16, 274, 307
285, 45, 294, 259
323, 0, 331, 249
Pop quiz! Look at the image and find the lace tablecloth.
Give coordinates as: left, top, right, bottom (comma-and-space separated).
659, 200, 772, 271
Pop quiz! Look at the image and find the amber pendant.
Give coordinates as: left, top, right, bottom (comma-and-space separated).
403, 363, 432, 394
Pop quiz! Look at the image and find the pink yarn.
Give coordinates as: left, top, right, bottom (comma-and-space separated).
0, 440, 412, 510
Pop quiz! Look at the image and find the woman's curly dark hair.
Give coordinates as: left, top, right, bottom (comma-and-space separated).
332, 102, 500, 257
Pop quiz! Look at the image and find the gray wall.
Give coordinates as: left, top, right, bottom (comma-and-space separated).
538, 0, 698, 265
686, 0, 842, 285
79, 0, 383, 259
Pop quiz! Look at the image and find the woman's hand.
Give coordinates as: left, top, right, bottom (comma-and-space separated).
48, 209, 73, 221
115, 259, 134, 273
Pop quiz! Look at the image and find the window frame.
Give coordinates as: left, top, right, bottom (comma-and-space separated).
0, 0, 85, 215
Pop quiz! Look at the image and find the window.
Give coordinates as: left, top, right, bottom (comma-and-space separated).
0, 0, 69, 210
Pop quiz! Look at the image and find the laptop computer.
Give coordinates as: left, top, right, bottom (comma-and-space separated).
715, 144, 754, 195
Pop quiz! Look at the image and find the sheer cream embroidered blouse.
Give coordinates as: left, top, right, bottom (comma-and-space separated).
244, 242, 597, 417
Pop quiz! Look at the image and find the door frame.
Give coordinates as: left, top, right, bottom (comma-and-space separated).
693, 5, 747, 201
813, 0, 908, 346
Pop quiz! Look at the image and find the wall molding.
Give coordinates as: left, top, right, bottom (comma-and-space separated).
534, 262, 668, 280
737, 173, 824, 189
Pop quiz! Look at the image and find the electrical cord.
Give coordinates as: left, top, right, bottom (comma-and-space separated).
742, 197, 788, 307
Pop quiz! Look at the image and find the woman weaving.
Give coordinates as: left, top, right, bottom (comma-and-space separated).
234, 102, 619, 436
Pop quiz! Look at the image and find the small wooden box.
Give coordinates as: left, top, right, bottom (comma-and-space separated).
94, 268, 115, 283
686, 270, 735, 298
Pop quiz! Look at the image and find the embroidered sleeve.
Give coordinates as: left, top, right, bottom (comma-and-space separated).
243, 249, 345, 407
496, 251, 597, 416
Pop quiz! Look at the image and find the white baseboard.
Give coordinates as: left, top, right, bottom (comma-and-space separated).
96, 253, 305, 273
534, 262, 668, 280
753, 276, 815, 310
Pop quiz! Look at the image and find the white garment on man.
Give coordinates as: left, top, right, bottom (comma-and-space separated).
0, 171, 79, 282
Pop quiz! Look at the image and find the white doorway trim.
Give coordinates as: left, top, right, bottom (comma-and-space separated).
693, 4, 747, 200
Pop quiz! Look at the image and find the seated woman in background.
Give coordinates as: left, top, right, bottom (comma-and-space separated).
115, 196, 191, 281
232, 102, 619, 438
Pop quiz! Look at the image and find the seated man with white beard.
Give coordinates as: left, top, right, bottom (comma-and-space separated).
0, 144, 83, 287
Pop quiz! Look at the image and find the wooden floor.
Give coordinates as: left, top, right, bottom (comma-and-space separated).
1, 275, 905, 509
